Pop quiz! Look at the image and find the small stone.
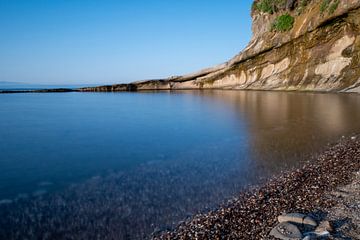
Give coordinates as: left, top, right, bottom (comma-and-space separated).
303, 217, 317, 227
351, 136, 357, 140
278, 213, 317, 227
315, 221, 334, 233
270, 222, 303, 240
278, 213, 306, 224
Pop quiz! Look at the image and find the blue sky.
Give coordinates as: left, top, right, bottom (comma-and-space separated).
0, 0, 253, 85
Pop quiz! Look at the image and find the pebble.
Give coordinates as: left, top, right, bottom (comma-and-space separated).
315, 221, 333, 233
270, 222, 303, 240
278, 213, 317, 227
278, 213, 306, 223
303, 217, 317, 227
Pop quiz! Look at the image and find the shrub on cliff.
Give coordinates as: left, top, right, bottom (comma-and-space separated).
272, 14, 295, 31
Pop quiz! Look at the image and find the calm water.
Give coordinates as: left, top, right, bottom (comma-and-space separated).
0, 90, 360, 238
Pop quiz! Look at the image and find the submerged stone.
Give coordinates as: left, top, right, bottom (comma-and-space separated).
0, 199, 13, 205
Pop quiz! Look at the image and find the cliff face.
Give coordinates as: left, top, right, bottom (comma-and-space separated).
81, 0, 360, 93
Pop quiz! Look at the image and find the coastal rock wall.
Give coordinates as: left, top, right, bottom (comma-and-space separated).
80, 0, 360, 93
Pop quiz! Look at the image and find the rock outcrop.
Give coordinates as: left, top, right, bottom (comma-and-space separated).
80, 0, 360, 93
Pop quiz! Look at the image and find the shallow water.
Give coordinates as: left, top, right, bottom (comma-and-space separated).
0, 90, 360, 238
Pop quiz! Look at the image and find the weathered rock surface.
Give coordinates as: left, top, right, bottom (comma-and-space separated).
270, 222, 303, 240
80, 0, 360, 93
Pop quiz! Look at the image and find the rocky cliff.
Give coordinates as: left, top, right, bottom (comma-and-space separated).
80, 0, 360, 93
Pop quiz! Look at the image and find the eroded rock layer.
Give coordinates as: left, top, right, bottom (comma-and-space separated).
80, 0, 360, 93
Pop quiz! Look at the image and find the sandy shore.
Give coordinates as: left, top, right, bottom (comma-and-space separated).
155, 136, 360, 239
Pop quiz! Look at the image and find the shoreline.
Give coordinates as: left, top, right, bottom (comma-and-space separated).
0, 135, 358, 239
155, 136, 360, 239
1, 88, 359, 95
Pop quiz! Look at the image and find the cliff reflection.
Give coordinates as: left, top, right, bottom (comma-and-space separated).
192, 90, 360, 173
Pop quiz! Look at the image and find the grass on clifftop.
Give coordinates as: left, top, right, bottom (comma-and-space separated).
272, 14, 295, 32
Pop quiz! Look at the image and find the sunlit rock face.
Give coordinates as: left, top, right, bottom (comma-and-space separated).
80, 0, 360, 93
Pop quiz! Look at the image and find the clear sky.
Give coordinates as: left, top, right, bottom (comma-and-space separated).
0, 0, 253, 85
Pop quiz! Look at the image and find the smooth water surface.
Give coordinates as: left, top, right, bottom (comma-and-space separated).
0, 90, 360, 238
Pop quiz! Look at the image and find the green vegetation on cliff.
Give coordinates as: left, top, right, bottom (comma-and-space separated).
328, 0, 340, 14
296, 0, 310, 15
255, 0, 288, 14
320, 0, 339, 14
272, 14, 295, 31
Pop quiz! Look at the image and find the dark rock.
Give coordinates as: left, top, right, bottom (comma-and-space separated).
286, 0, 296, 10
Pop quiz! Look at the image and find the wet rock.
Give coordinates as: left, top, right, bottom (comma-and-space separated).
278, 213, 317, 227
270, 222, 303, 240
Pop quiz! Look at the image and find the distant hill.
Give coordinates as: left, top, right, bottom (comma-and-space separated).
0, 82, 99, 91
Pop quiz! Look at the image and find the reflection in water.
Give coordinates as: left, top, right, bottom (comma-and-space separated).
194, 91, 360, 172
0, 91, 360, 239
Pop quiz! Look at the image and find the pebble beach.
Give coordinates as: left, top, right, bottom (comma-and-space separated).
156, 136, 360, 239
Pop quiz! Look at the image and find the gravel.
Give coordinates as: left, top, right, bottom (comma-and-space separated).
155, 136, 360, 239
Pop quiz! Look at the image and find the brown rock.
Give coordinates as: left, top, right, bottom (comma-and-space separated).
315, 221, 334, 233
